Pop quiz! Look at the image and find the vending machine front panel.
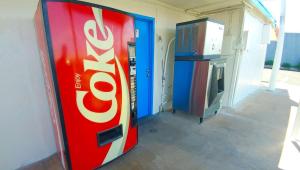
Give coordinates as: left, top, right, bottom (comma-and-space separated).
35, 1, 138, 169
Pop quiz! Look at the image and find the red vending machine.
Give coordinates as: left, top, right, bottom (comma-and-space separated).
34, 0, 138, 169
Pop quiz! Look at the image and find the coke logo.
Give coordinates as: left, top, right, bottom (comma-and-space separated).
76, 9, 118, 123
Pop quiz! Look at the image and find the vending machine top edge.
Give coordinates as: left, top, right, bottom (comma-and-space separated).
34, 0, 138, 169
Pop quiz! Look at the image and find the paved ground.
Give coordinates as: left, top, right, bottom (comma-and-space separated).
21, 84, 298, 170
262, 68, 300, 86
261, 69, 300, 170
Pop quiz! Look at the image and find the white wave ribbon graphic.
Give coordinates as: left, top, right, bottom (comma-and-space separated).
91, 7, 131, 164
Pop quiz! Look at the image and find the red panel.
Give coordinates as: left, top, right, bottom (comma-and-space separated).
39, 1, 137, 169
191, 61, 209, 117
34, 2, 68, 169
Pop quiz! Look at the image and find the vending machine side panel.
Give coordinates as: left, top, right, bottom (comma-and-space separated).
34, 1, 68, 169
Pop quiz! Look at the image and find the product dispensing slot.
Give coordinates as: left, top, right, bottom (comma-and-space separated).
97, 125, 123, 147
217, 67, 224, 93
208, 63, 225, 106
128, 43, 137, 126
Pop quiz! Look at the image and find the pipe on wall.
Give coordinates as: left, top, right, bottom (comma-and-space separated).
160, 37, 175, 112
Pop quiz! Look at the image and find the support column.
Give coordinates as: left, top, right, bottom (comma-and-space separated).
269, 0, 286, 91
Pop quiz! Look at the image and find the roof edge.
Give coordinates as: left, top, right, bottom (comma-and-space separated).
247, 0, 276, 26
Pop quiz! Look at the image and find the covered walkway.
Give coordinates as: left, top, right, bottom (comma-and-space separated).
23, 85, 300, 170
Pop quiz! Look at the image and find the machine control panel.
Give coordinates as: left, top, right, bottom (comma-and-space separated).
128, 43, 137, 126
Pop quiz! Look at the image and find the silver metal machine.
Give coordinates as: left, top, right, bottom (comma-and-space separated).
173, 18, 225, 123
175, 18, 224, 59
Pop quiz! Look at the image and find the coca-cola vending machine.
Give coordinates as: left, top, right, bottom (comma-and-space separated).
34, 0, 138, 169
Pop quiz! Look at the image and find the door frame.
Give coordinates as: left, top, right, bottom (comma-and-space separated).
132, 13, 155, 117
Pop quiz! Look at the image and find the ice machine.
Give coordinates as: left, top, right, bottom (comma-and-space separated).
173, 18, 225, 123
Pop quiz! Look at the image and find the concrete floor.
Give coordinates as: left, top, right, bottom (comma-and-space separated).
262, 68, 300, 86
261, 69, 300, 170
21, 86, 298, 170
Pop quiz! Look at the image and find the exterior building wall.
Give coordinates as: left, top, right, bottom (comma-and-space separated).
233, 10, 269, 105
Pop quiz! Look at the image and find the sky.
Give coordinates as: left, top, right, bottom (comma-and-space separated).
262, 0, 300, 33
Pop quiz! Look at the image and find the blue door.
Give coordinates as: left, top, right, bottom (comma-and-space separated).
134, 15, 154, 119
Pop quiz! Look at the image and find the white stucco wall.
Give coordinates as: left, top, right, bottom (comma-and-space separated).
0, 0, 193, 169
0, 17, 57, 170
0, 1, 57, 170
233, 10, 269, 105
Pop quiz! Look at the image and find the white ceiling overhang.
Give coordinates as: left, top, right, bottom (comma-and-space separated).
153, 0, 275, 24
156, 0, 243, 15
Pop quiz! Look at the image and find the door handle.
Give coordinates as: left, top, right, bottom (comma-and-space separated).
146, 68, 150, 78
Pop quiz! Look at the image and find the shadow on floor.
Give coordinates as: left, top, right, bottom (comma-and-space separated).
20, 88, 297, 170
